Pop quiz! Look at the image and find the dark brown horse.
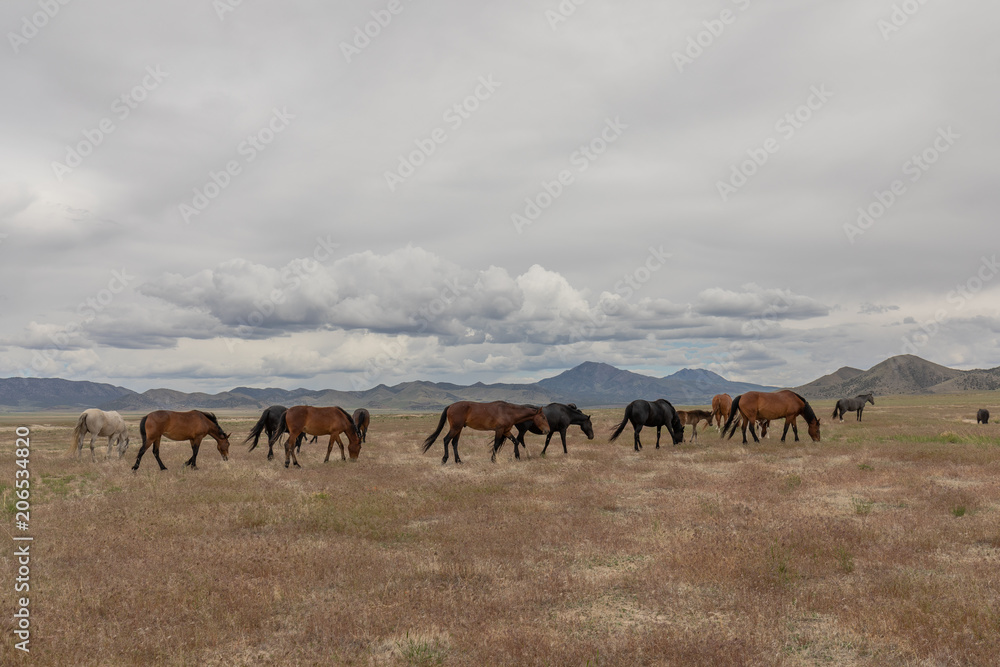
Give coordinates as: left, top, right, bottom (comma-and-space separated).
261, 405, 361, 468
711, 394, 732, 430
676, 409, 714, 442
422, 401, 549, 464
353, 408, 371, 443
721, 390, 820, 444
132, 410, 231, 472
609, 399, 684, 451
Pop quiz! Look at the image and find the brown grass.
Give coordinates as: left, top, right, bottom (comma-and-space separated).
1, 394, 999, 665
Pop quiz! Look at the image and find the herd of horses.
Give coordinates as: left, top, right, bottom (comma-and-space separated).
68, 390, 994, 469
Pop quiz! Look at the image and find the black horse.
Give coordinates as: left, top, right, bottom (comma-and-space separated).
353, 408, 371, 443
832, 393, 875, 422
244, 405, 289, 460
509, 403, 594, 459
977, 409, 990, 424
609, 399, 684, 451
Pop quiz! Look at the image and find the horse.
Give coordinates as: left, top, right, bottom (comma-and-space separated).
422, 401, 549, 464
675, 409, 713, 442
721, 390, 820, 444
832, 393, 875, 422
353, 408, 371, 443
244, 405, 289, 460
609, 399, 685, 451
977, 409, 990, 424
711, 394, 732, 430
262, 405, 361, 468
510, 403, 594, 458
132, 410, 231, 471
70, 408, 130, 460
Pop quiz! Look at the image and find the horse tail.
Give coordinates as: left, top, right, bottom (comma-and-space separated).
832, 402, 840, 419
70, 412, 88, 453
139, 414, 149, 447
721, 395, 742, 439
244, 411, 269, 449
608, 403, 633, 442
421, 407, 450, 453
262, 411, 288, 451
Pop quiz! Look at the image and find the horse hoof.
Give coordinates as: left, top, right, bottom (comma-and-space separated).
285, 462, 290, 468
293, 463, 301, 469
267, 454, 273, 461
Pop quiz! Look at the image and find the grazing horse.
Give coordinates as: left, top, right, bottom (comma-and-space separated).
422, 401, 549, 464
711, 394, 732, 430
132, 410, 231, 471
832, 393, 875, 422
511, 403, 594, 458
676, 409, 713, 442
70, 408, 130, 460
353, 408, 371, 443
977, 409, 990, 424
262, 405, 362, 468
721, 390, 820, 444
609, 399, 685, 451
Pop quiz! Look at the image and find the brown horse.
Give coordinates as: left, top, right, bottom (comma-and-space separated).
261, 405, 361, 468
721, 390, 820, 444
132, 410, 231, 471
711, 394, 732, 430
353, 408, 371, 443
676, 409, 713, 442
422, 401, 549, 464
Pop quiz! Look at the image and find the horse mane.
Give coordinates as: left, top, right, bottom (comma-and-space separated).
337, 406, 361, 438
198, 411, 225, 433
789, 392, 818, 424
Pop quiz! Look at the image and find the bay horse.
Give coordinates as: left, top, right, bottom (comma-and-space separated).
422, 401, 549, 464
609, 399, 684, 451
676, 409, 713, 442
511, 403, 594, 458
711, 394, 732, 430
721, 390, 820, 444
262, 405, 361, 468
132, 410, 231, 471
977, 409, 990, 424
70, 408, 130, 460
832, 393, 875, 422
353, 408, 371, 443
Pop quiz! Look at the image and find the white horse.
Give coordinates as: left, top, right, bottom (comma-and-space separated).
70, 409, 130, 460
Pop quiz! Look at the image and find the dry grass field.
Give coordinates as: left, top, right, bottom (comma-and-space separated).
2, 394, 999, 666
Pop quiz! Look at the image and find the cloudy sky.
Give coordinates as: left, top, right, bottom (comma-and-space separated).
2, 0, 998, 393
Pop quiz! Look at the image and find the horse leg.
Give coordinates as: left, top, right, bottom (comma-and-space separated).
633, 424, 643, 452
692, 422, 698, 442
491, 430, 505, 463
655, 425, 663, 449
857, 408, 863, 422
337, 434, 346, 462
451, 430, 462, 464
132, 439, 152, 471
791, 419, 800, 441
151, 438, 167, 471
284, 429, 302, 469
748, 420, 759, 443
740, 419, 748, 445
780, 420, 791, 442
184, 436, 203, 468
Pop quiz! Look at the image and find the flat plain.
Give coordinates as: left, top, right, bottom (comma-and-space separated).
2, 393, 999, 666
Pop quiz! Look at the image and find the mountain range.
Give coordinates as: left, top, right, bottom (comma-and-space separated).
1, 355, 997, 413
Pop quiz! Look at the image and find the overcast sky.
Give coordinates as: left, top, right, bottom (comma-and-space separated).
1, 0, 998, 393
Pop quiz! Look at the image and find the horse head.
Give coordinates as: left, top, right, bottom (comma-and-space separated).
117, 434, 130, 458
807, 418, 821, 442
581, 416, 595, 440
217, 431, 232, 460
532, 407, 550, 434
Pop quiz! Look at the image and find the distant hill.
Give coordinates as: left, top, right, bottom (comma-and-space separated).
793, 355, 1000, 399
0, 377, 136, 411
6, 355, 997, 412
